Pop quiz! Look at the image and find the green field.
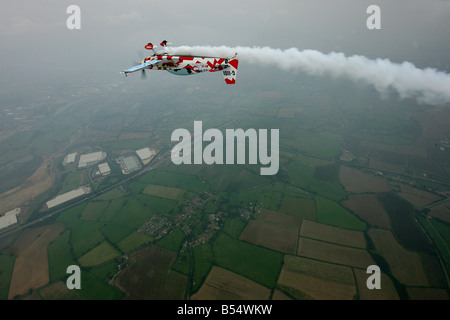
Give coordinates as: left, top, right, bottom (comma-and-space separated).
157, 228, 186, 252
281, 129, 343, 159
287, 161, 315, 190
55, 196, 154, 259
212, 232, 283, 288
48, 230, 76, 281
99, 197, 128, 222
139, 170, 209, 193
310, 179, 348, 202
80, 201, 109, 221
136, 193, 179, 216
287, 161, 347, 201
117, 231, 153, 253
315, 196, 367, 231
78, 241, 121, 267
222, 216, 247, 239
203, 199, 218, 214
192, 243, 214, 293
197, 165, 268, 192
59, 171, 88, 194
279, 196, 316, 220
95, 188, 127, 201
236, 184, 286, 211
0, 254, 15, 300
172, 248, 191, 277
143, 184, 184, 200
100, 198, 153, 245
57, 203, 106, 258
77, 271, 124, 300
89, 261, 121, 283
313, 164, 341, 182
128, 181, 146, 195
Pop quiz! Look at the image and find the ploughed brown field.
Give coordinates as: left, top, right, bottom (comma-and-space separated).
115, 245, 187, 299
341, 194, 391, 229
239, 209, 300, 254
340, 166, 391, 193
396, 183, 442, 209
428, 199, 450, 223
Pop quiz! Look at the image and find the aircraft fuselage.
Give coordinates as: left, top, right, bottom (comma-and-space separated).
143, 55, 230, 75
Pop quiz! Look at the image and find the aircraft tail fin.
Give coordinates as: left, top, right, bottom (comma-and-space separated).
223, 59, 238, 84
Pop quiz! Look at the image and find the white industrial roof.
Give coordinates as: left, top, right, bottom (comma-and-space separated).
0, 213, 18, 230
98, 162, 111, 175
64, 152, 77, 164
136, 147, 153, 160
46, 187, 89, 209
78, 151, 106, 167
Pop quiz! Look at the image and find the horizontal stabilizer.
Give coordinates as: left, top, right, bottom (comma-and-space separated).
160, 40, 173, 47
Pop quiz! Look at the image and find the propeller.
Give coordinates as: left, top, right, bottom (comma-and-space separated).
134, 51, 147, 80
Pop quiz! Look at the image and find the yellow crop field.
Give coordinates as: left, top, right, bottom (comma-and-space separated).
192, 266, 271, 300
277, 255, 356, 300
297, 237, 375, 268
78, 241, 121, 267
300, 219, 366, 249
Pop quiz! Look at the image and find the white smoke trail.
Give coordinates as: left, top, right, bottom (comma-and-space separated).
172, 45, 450, 106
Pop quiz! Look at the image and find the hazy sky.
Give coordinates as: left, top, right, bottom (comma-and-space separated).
1, 0, 449, 90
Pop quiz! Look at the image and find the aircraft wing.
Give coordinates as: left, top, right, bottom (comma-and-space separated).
121, 59, 161, 74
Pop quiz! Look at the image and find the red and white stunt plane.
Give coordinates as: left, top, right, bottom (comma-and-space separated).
121, 41, 239, 84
